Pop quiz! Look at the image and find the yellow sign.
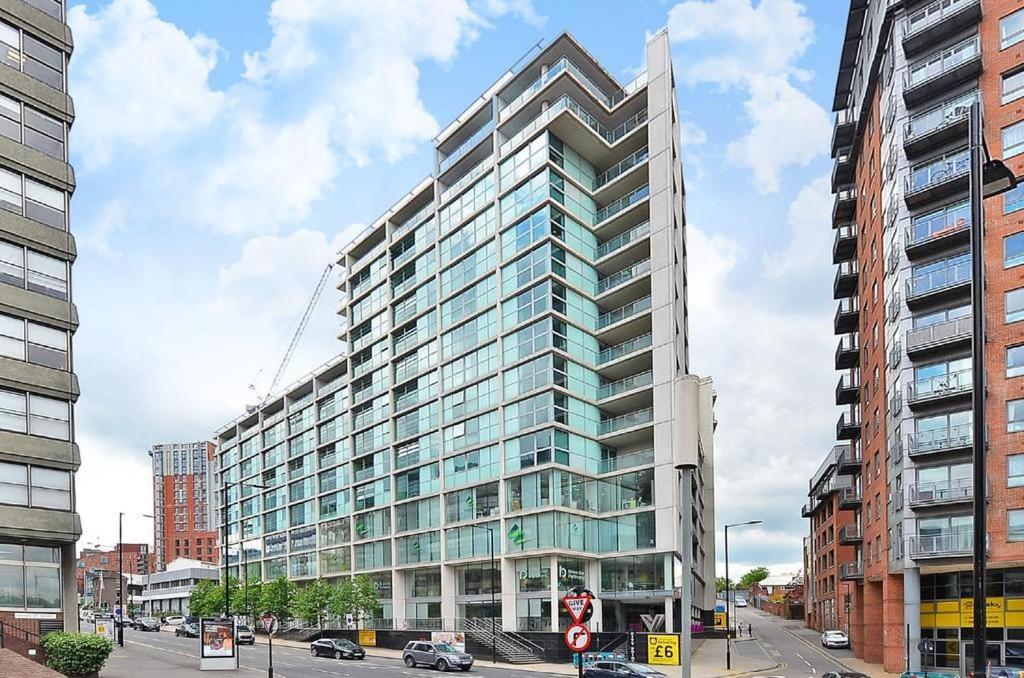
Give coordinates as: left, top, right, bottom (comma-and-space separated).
647, 634, 679, 665
959, 597, 1005, 627
358, 629, 377, 647
713, 612, 726, 628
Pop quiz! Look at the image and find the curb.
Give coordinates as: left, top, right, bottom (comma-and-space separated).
781, 624, 860, 673
697, 635, 783, 678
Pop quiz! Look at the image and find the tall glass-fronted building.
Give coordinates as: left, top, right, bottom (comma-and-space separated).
215, 30, 716, 635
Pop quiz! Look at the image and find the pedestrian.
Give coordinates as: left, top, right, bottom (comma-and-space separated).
748, 622, 753, 637
736, 622, 742, 638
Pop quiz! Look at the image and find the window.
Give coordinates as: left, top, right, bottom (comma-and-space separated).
1005, 121, 1024, 159
0, 21, 64, 91
1009, 289, 1024, 324
1002, 8, 1024, 49
0, 543, 60, 609
1011, 455, 1024, 487
1011, 346, 1024, 378
1010, 399, 1024, 433
1005, 69, 1024, 105
1010, 509, 1024, 542
28, 394, 68, 440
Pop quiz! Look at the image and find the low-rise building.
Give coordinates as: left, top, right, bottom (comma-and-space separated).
136, 557, 218, 617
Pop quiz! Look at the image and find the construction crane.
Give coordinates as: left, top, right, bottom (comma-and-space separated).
247, 263, 334, 409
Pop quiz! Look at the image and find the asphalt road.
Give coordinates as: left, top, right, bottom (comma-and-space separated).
732, 606, 858, 678
106, 627, 560, 678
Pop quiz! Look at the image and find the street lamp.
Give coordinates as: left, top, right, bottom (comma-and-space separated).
724, 520, 762, 671
222, 481, 266, 618
118, 512, 124, 647
466, 524, 497, 664
967, 100, 1018, 678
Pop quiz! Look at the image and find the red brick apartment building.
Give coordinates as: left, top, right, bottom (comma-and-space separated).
818, 0, 1024, 673
75, 544, 154, 595
150, 442, 219, 569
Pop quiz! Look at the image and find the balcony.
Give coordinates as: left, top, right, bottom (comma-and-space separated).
833, 224, 857, 263
599, 448, 654, 474
596, 221, 650, 261
907, 422, 973, 458
832, 146, 855, 190
833, 185, 857, 224
801, 502, 814, 518
599, 407, 653, 436
839, 524, 863, 545
907, 368, 972, 409
908, 478, 973, 507
906, 258, 971, 308
598, 295, 651, 330
903, 95, 975, 157
598, 370, 653, 400
595, 146, 649, 189
909, 530, 973, 559
595, 184, 649, 225
905, 315, 972, 357
902, 36, 982, 107
834, 296, 860, 334
837, 407, 861, 440
833, 260, 859, 299
598, 258, 651, 295
836, 369, 861, 406
837, 443, 861, 475
438, 119, 494, 176
905, 213, 970, 258
838, 486, 862, 509
832, 108, 856, 156
902, 0, 982, 56
904, 148, 970, 208
839, 561, 864, 581
836, 333, 860, 370
597, 332, 652, 366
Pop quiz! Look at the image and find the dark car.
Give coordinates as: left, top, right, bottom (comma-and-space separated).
135, 617, 161, 632
823, 673, 870, 678
403, 641, 473, 671
583, 662, 666, 678
967, 669, 1024, 678
311, 638, 366, 659
175, 622, 200, 638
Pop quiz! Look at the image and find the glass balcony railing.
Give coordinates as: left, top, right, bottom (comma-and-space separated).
595, 146, 649, 187
597, 332, 653, 364
599, 448, 655, 474
596, 221, 650, 259
904, 91, 976, 143
499, 95, 647, 156
599, 407, 654, 435
905, 0, 979, 38
905, 35, 980, 90
907, 368, 972, 402
596, 184, 650, 223
598, 370, 653, 400
598, 295, 652, 329
905, 148, 969, 195
908, 422, 973, 454
438, 119, 494, 174
906, 315, 972, 351
439, 155, 493, 205
908, 478, 973, 505
500, 57, 620, 120
907, 258, 970, 298
839, 561, 864, 579
909, 530, 973, 557
598, 258, 651, 294
393, 202, 435, 241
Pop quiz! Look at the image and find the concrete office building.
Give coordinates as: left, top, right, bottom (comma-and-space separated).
214, 30, 717, 636
136, 557, 219, 617
0, 0, 80, 633
151, 441, 218, 569
826, 0, 1024, 672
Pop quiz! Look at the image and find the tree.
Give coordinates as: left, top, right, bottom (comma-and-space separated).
236, 578, 263, 622
189, 579, 231, 618
291, 579, 335, 631
352, 574, 380, 623
738, 566, 771, 590
329, 577, 356, 621
259, 576, 295, 620
716, 577, 732, 593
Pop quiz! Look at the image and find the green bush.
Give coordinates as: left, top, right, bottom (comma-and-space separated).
40, 632, 114, 676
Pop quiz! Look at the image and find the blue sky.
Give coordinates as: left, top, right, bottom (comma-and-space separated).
66, 0, 849, 575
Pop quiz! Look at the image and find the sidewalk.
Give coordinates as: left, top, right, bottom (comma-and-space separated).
779, 621, 902, 678
691, 638, 779, 678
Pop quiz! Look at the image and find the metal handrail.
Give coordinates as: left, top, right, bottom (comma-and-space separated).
905, 148, 970, 194
908, 477, 973, 504
906, 315, 972, 350
904, 0, 979, 38
596, 221, 650, 259
598, 258, 651, 294
907, 368, 972, 401
595, 184, 650, 223
907, 422, 973, 454
905, 36, 980, 90
439, 120, 495, 174
595, 147, 650, 187
598, 295, 652, 328
599, 407, 654, 435
598, 370, 653, 400
597, 332, 653, 364
906, 259, 970, 297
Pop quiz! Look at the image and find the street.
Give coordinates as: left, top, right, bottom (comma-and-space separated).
732, 606, 859, 677
101, 628, 561, 678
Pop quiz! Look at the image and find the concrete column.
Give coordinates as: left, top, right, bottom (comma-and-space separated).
904, 567, 921, 672
441, 563, 457, 627
664, 596, 674, 634
589, 560, 603, 632
60, 543, 78, 631
392, 569, 408, 630
549, 555, 559, 631
501, 557, 517, 631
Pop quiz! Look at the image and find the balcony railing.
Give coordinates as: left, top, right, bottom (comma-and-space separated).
905, 148, 969, 195
599, 407, 654, 435
598, 370, 653, 400
839, 524, 862, 542
904, 0, 980, 38
596, 221, 650, 259
908, 477, 973, 505
499, 95, 647, 157
907, 368, 972, 403
595, 184, 650, 223
908, 422, 973, 455
597, 332, 653, 364
838, 486, 861, 505
598, 295, 652, 329
906, 315, 972, 352
393, 201, 435, 241
906, 258, 971, 298
499, 57, 646, 122
438, 120, 494, 174
909, 530, 973, 557
904, 92, 976, 145
595, 146, 649, 187
599, 448, 655, 474
598, 258, 651, 294
905, 36, 980, 90
439, 155, 493, 205
839, 562, 864, 579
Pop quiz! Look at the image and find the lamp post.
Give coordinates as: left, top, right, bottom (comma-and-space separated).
967, 100, 1018, 678
724, 521, 761, 671
222, 481, 266, 619
467, 524, 497, 664
118, 512, 124, 647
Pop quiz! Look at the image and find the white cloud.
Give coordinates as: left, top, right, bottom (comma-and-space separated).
79, 200, 126, 261
762, 173, 833, 282
67, 0, 224, 169
475, 0, 547, 29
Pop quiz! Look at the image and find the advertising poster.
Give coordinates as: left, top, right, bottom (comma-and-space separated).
358, 629, 376, 647
431, 631, 466, 652
201, 619, 235, 659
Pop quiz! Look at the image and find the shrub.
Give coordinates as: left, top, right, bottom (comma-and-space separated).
40, 632, 114, 676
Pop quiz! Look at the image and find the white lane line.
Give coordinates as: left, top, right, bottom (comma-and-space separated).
795, 652, 805, 660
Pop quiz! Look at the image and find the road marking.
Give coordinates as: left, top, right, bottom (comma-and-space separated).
795, 652, 804, 660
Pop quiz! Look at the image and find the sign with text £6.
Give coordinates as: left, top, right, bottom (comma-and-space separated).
647, 635, 680, 665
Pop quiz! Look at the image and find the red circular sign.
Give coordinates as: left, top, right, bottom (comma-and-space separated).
261, 613, 279, 635
564, 623, 592, 652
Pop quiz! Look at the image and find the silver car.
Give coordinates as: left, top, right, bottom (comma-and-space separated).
402, 641, 473, 671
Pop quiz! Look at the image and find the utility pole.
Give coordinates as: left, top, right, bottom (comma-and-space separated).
117, 512, 124, 647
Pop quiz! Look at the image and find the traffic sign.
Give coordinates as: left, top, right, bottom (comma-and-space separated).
564, 623, 592, 653
647, 635, 679, 666
562, 594, 592, 624
261, 613, 279, 635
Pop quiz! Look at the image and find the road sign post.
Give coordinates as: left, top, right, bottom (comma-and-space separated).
261, 613, 278, 678
563, 589, 594, 678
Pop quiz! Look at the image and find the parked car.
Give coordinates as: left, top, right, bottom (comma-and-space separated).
164, 615, 186, 626
967, 669, 1024, 678
310, 638, 365, 659
236, 625, 255, 645
403, 641, 473, 671
821, 630, 851, 649
822, 673, 870, 678
583, 662, 666, 678
135, 617, 161, 632
175, 622, 200, 638
735, 597, 748, 608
